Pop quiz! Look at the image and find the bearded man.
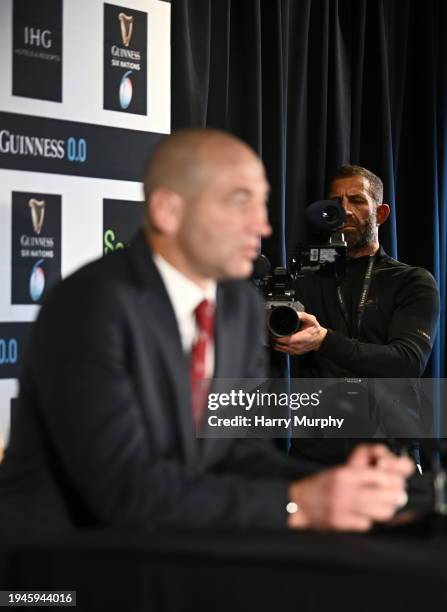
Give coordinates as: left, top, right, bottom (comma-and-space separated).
272, 165, 440, 465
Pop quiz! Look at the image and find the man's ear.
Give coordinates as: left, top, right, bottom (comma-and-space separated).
147, 188, 184, 235
376, 203, 390, 226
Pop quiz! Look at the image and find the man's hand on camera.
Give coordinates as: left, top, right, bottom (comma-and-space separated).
286, 445, 414, 531
272, 312, 328, 355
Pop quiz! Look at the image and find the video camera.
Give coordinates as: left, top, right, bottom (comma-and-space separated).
253, 199, 348, 337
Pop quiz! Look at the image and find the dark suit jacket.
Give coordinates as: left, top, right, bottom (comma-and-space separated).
0, 233, 310, 538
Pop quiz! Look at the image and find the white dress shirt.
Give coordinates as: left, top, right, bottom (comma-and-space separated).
153, 253, 216, 377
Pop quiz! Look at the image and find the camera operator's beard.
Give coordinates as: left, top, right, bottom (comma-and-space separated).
345, 216, 377, 253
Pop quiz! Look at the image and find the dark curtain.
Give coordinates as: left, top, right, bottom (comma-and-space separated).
171, 0, 446, 378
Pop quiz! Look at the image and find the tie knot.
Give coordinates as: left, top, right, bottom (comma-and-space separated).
195, 299, 214, 335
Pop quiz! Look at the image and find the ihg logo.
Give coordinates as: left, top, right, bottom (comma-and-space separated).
23, 27, 52, 49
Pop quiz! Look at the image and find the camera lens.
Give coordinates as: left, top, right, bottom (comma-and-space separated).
268, 306, 301, 337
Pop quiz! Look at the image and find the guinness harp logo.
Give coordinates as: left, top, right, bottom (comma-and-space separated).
118, 13, 133, 47
12, 191, 61, 305
104, 3, 147, 115
28, 198, 45, 235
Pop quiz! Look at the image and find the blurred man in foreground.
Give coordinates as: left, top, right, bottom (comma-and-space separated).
0, 130, 413, 537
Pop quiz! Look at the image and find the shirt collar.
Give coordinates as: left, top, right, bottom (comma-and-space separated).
153, 253, 216, 323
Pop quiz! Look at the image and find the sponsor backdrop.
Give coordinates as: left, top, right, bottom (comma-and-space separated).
0, 0, 171, 440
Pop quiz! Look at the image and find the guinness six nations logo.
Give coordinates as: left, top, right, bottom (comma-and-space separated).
11, 192, 62, 305
103, 4, 148, 115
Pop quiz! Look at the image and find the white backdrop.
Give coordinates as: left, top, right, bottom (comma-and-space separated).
0, 0, 171, 438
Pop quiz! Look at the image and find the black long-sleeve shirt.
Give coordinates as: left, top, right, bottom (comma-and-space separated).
295, 247, 440, 379
289, 247, 440, 465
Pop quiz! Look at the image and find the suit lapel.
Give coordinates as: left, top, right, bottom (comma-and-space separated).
201, 283, 239, 463
214, 284, 235, 379
126, 233, 198, 466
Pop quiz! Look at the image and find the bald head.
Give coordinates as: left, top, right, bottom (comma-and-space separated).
142, 128, 271, 285
143, 128, 261, 204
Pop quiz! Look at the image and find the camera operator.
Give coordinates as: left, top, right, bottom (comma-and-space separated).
272, 165, 440, 465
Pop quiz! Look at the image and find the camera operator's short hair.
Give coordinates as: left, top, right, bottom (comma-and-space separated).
329, 165, 383, 205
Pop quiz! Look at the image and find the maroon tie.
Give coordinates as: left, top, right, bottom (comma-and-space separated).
189, 299, 215, 430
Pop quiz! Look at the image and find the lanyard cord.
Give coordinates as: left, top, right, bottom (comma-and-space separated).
335, 253, 376, 339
